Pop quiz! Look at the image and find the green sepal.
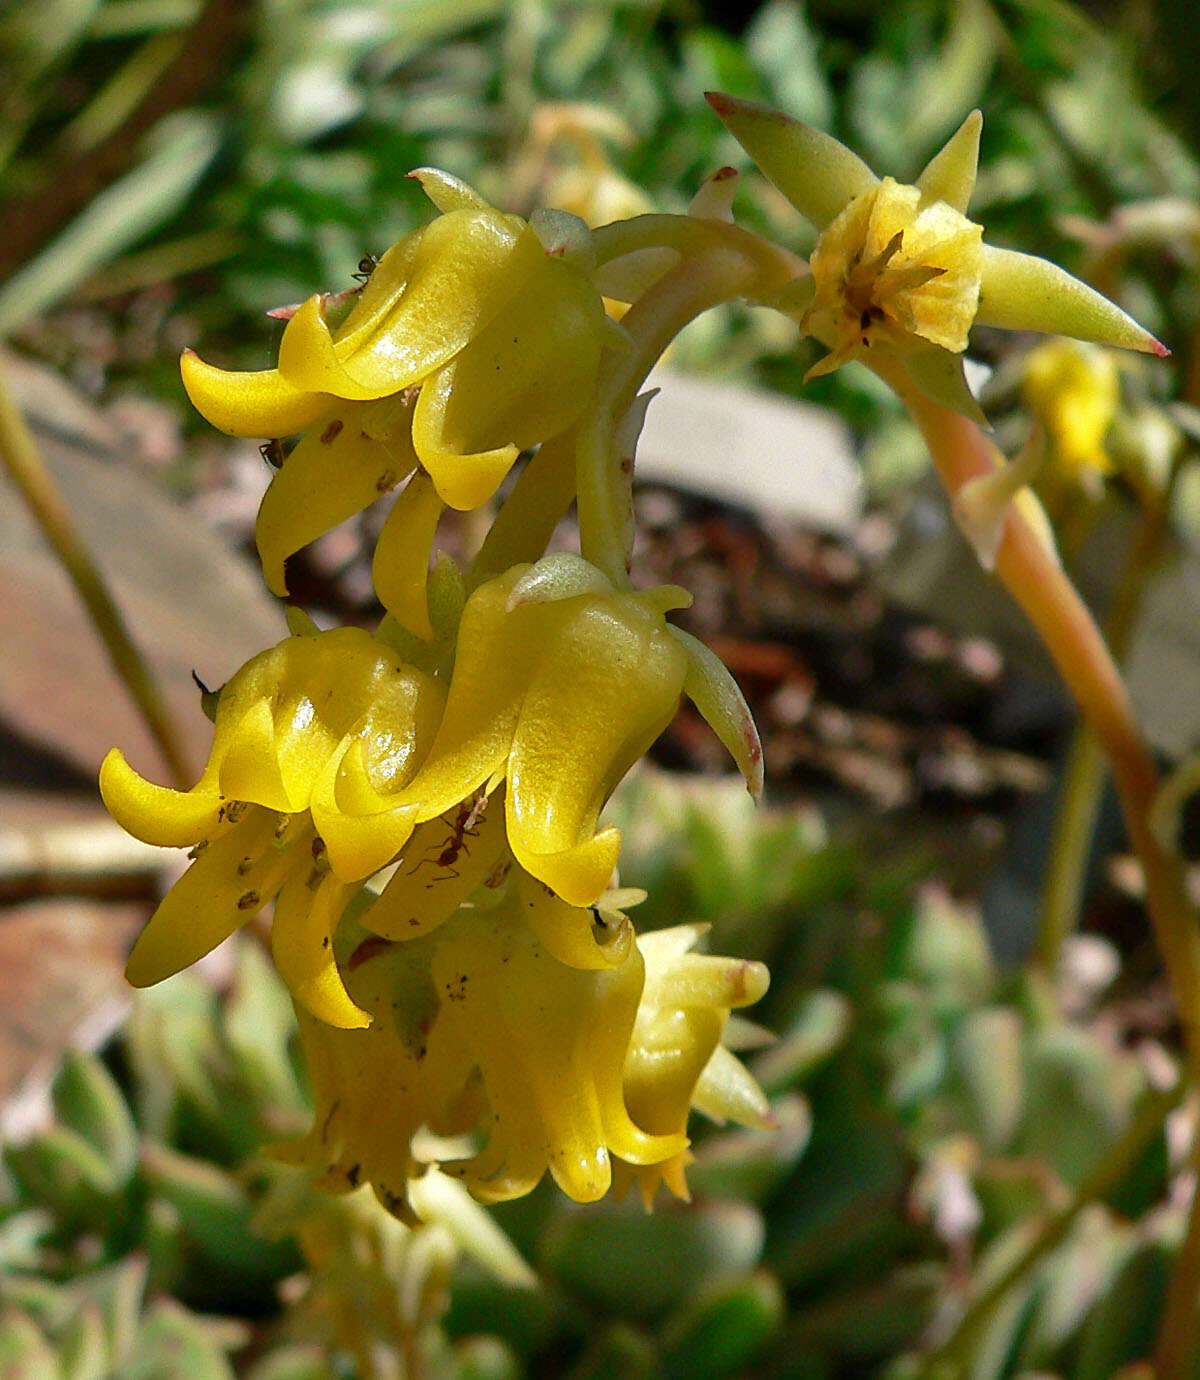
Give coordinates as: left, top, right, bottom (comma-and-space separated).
705, 92, 877, 231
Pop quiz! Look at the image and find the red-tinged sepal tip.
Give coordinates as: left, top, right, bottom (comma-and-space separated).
267, 291, 359, 321
406, 166, 490, 214
703, 90, 878, 233
690, 167, 740, 221
977, 244, 1166, 358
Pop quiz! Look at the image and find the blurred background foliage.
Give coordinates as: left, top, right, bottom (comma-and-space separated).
7, 0, 1200, 418
7, 0, 1200, 1376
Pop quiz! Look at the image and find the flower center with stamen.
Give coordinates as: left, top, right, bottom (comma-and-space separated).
801, 176, 984, 379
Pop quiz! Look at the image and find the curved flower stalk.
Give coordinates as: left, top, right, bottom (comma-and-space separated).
276, 885, 769, 1214
709, 106, 1200, 1371
181, 170, 610, 622
100, 627, 442, 1028
707, 94, 1166, 420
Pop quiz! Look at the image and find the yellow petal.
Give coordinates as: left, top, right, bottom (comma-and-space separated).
410, 257, 605, 509
279, 211, 543, 399
505, 596, 687, 904
255, 403, 416, 596
99, 748, 221, 846
180, 349, 331, 437
411, 367, 519, 510
517, 871, 634, 970
393, 568, 549, 820
309, 739, 421, 882
625, 926, 772, 1145
371, 470, 445, 638
507, 824, 622, 912
352, 660, 445, 796
216, 699, 292, 812
624, 1007, 724, 1135
276, 294, 394, 401
124, 809, 286, 986
214, 627, 440, 818
645, 951, 770, 1012
331, 229, 423, 350
272, 871, 370, 1028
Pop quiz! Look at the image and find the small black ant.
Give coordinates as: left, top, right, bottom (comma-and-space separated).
407, 792, 489, 880
259, 438, 286, 469
352, 253, 379, 285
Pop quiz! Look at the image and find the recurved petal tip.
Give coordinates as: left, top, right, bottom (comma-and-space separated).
180, 349, 330, 438
509, 823, 624, 910
100, 748, 216, 847
407, 166, 491, 213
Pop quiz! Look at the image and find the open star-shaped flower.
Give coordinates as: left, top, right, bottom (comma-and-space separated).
706, 93, 1167, 419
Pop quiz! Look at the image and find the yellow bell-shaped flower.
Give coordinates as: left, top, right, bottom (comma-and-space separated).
272, 911, 479, 1222
379, 555, 692, 908
615, 924, 772, 1207
276, 885, 772, 1213
276, 882, 682, 1214
1021, 338, 1120, 486
431, 893, 686, 1204
179, 171, 608, 612
100, 627, 443, 1028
